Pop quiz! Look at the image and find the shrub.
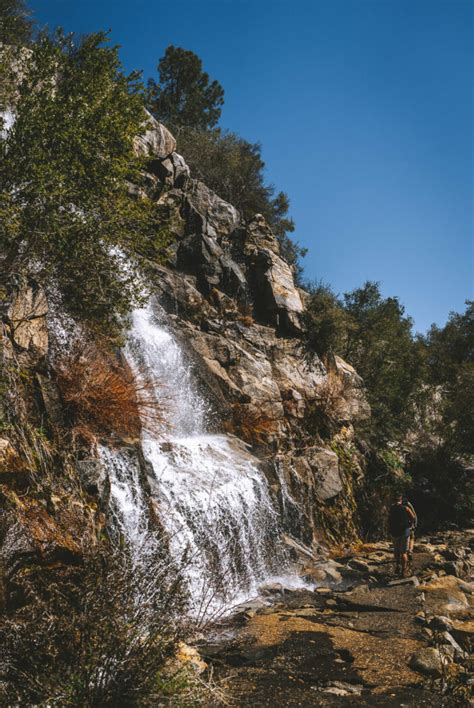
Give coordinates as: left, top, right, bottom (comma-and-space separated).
225, 403, 277, 446
0, 544, 188, 707
304, 373, 344, 440
1, 31, 171, 332
56, 341, 162, 440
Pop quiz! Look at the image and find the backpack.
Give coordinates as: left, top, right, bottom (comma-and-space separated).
389, 503, 410, 537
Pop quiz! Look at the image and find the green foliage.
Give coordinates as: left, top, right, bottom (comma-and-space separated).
302, 281, 352, 358
305, 287, 472, 531
146, 45, 224, 130
408, 447, 473, 530
175, 126, 306, 272
0, 0, 32, 45
304, 281, 422, 442
0, 30, 170, 332
422, 301, 474, 454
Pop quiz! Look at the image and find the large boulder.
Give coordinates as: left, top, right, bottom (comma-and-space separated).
306, 447, 343, 501
242, 216, 303, 334
133, 111, 176, 159
245, 246, 302, 334
185, 180, 240, 239
76, 459, 111, 507
328, 355, 371, 422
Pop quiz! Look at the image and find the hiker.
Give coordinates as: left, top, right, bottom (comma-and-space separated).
388, 494, 416, 577
403, 496, 417, 560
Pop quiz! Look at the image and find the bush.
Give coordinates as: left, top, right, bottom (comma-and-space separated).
0, 544, 188, 707
1, 31, 171, 333
56, 341, 162, 441
304, 372, 344, 440
225, 403, 277, 446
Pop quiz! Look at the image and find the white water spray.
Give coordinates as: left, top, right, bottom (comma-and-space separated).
106, 303, 304, 611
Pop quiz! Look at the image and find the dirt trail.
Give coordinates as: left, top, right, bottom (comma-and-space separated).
201, 531, 473, 706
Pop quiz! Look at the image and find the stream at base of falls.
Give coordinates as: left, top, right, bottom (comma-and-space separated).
104, 303, 310, 616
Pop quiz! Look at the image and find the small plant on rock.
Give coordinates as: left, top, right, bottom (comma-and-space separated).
56, 341, 163, 441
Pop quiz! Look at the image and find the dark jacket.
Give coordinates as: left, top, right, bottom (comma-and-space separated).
389, 503, 411, 537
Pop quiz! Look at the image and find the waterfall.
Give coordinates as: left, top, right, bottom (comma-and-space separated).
106, 303, 303, 614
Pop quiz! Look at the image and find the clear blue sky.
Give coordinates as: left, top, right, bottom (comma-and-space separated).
29, 0, 473, 332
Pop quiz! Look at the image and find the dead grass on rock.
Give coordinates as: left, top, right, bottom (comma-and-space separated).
56, 341, 163, 441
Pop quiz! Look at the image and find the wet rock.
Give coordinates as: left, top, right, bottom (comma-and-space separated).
36, 373, 63, 425
323, 565, 343, 584
280, 533, 319, 562
408, 647, 444, 677
306, 568, 328, 583
259, 582, 284, 596
76, 459, 110, 505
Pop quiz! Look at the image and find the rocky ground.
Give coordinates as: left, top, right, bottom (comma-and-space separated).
199, 531, 473, 706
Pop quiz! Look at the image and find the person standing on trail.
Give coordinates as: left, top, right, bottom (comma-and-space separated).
403, 496, 417, 560
388, 494, 416, 577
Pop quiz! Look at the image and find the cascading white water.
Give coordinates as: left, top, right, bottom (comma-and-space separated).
100, 446, 151, 564
105, 302, 305, 613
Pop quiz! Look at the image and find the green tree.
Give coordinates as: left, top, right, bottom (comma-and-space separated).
423, 301, 474, 454
304, 281, 422, 442
303, 281, 352, 358
146, 45, 224, 130
0, 31, 170, 331
341, 282, 422, 441
0, 0, 32, 45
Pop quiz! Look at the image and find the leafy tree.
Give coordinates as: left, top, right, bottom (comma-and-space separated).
175, 126, 306, 273
304, 281, 422, 442
422, 301, 474, 454
146, 45, 224, 130
0, 30, 170, 331
0, 0, 32, 45
303, 281, 352, 358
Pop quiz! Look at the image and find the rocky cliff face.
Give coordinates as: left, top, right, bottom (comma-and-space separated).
135, 114, 371, 547
0, 115, 371, 614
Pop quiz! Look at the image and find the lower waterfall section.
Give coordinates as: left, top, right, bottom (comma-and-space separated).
103, 303, 305, 614
142, 433, 284, 609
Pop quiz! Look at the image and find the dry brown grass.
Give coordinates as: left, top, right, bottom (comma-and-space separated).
225, 403, 277, 446
56, 342, 163, 441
